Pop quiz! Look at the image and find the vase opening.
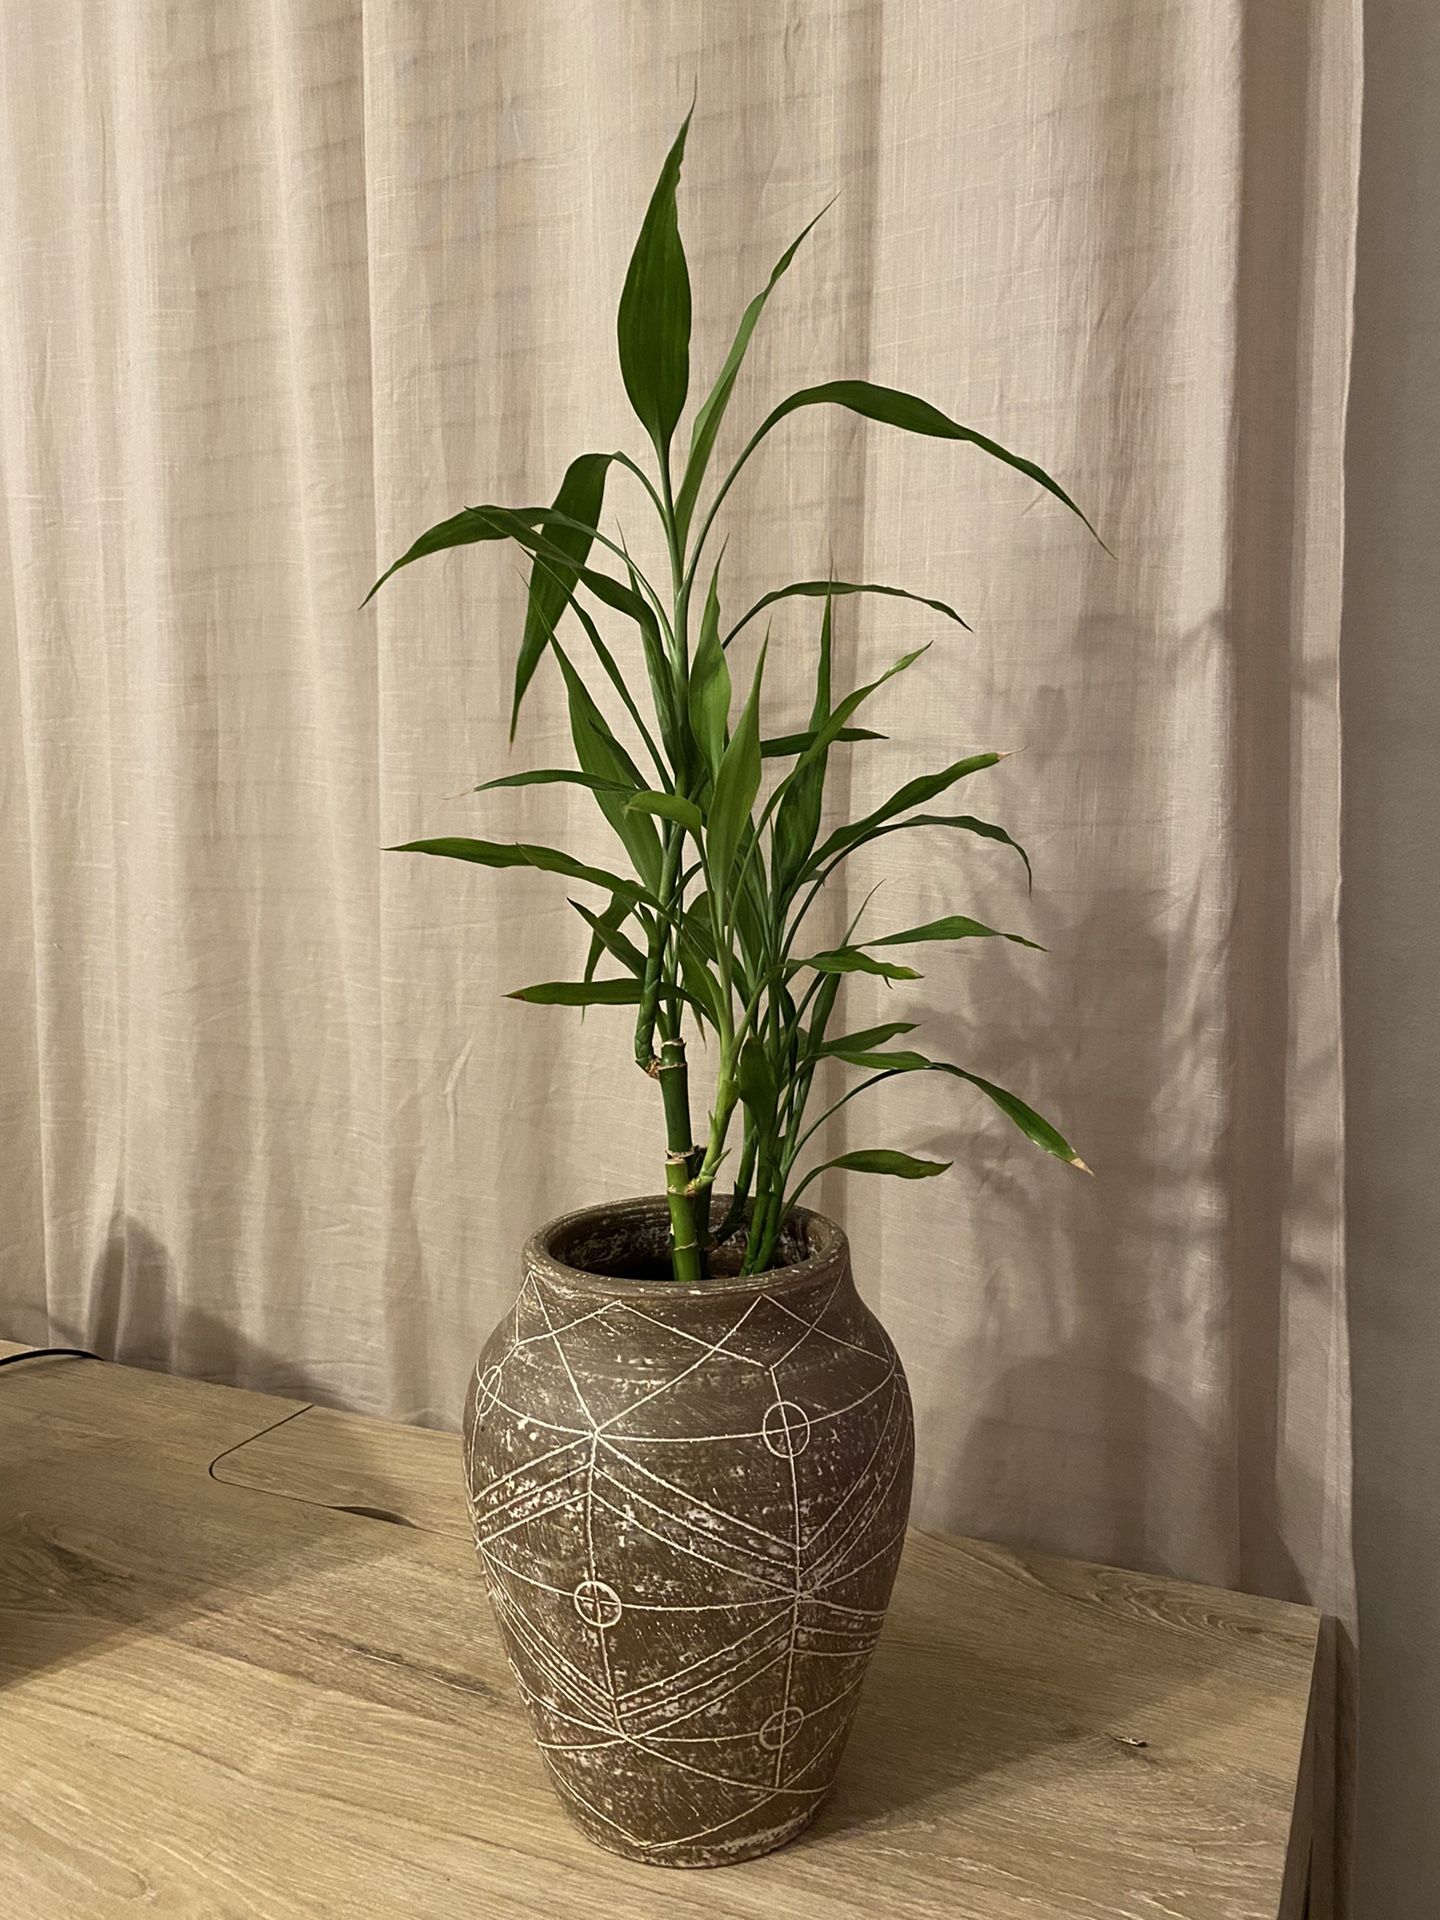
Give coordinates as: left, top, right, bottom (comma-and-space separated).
530, 1195, 843, 1293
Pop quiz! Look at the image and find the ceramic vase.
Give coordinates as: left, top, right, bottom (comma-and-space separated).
463, 1195, 914, 1867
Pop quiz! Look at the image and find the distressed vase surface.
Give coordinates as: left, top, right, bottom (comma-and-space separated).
462, 1196, 915, 1868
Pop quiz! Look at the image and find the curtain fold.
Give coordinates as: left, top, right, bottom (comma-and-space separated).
0, 2, 1358, 1907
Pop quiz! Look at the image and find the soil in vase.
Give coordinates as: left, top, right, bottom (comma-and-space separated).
463, 1196, 915, 1868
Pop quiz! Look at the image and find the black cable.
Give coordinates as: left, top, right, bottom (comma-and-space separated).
0, 1347, 101, 1368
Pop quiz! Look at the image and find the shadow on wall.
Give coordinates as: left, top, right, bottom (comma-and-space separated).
950, 1350, 1318, 1609
78, 1213, 334, 1405
70, 1213, 471, 1431
901, 746, 1335, 1608
71, 1212, 467, 1532
907, 863, 1237, 1581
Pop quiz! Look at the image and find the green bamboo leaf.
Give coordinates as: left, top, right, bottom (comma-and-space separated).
554, 591, 666, 780
552, 646, 663, 892
514, 540, 672, 783
626, 790, 705, 837
363, 500, 579, 603
729, 379, 1099, 539
473, 769, 628, 796
736, 1035, 779, 1129
791, 645, 931, 775
864, 914, 1044, 952
761, 644, 931, 908
932, 1064, 1088, 1168
615, 541, 685, 769
677, 939, 724, 1029
567, 897, 647, 979
811, 1020, 919, 1058
803, 1041, 1089, 1170
793, 948, 922, 981
364, 501, 650, 629
582, 891, 635, 989
805, 970, 843, 1058
507, 979, 644, 1007
517, 514, 673, 696
731, 840, 769, 981
793, 1148, 951, 1206
512, 453, 612, 736
680, 894, 719, 965
367, 497, 677, 797
713, 1122, 757, 1244
617, 107, 693, 461
725, 578, 970, 647
687, 562, 732, 778
673, 202, 831, 544
705, 638, 766, 885
388, 836, 650, 906
819, 1048, 934, 1072
812, 586, 834, 715
811, 811, 1033, 888
761, 725, 885, 759
827, 1147, 951, 1177
361, 504, 517, 604
671, 893, 726, 1026
809, 753, 1003, 869
772, 593, 834, 893
509, 971, 708, 1017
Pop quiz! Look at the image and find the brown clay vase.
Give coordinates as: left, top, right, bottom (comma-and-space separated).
462, 1195, 914, 1868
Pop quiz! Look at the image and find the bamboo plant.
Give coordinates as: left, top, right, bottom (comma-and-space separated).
366, 109, 1094, 1284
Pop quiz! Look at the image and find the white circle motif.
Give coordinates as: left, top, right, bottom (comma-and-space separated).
572, 1578, 623, 1629
474, 1365, 503, 1418
759, 1704, 806, 1750
762, 1399, 811, 1457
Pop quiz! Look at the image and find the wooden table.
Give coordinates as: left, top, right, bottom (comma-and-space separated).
0, 1340, 1318, 1919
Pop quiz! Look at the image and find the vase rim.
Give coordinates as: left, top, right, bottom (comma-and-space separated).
524, 1194, 849, 1303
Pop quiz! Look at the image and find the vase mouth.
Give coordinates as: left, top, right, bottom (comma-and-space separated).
524, 1194, 849, 1302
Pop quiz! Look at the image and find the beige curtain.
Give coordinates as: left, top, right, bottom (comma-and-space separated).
0, 1, 1358, 1907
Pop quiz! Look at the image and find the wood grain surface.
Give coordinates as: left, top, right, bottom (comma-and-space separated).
0, 1340, 1318, 1918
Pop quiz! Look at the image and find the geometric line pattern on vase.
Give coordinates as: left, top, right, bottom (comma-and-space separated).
468, 1268, 912, 1858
